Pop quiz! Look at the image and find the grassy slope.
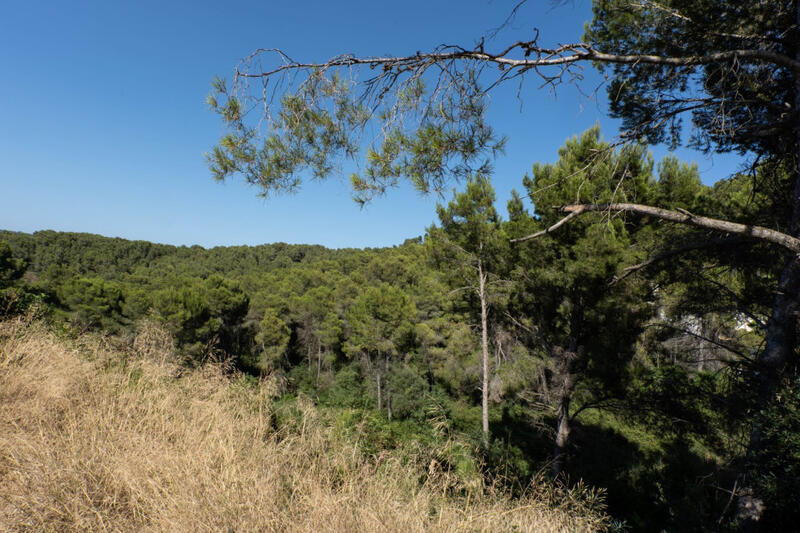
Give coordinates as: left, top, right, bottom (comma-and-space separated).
0, 318, 609, 532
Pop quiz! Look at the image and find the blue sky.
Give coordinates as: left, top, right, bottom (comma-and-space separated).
0, 0, 744, 249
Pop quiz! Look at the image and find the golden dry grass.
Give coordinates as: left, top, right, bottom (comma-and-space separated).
0, 317, 608, 532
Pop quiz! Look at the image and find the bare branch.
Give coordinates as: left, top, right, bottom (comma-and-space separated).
487, 1, 531, 39
515, 203, 800, 254
509, 210, 581, 243
236, 43, 800, 81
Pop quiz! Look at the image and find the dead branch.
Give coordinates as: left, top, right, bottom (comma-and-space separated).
509, 210, 581, 243
235, 43, 800, 81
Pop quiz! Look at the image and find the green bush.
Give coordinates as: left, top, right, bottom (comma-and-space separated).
386, 363, 429, 420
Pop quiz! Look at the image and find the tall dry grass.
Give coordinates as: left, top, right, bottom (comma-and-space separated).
0, 317, 609, 532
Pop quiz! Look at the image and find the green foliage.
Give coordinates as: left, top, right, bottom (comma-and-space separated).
321, 363, 370, 409
0, 240, 44, 316
57, 277, 125, 331
254, 308, 290, 371
626, 366, 719, 440
511, 128, 655, 400
586, 0, 797, 161
571, 410, 724, 532
196, 0, 800, 527
5, 112, 797, 530
344, 283, 416, 359
152, 274, 248, 360
747, 375, 800, 529
428, 172, 508, 281
0, 241, 26, 288
208, 66, 505, 204
654, 156, 707, 212
385, 363, 430, 420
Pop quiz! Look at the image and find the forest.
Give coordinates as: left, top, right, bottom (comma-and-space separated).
3, 0, 800, 531
2, 126, 797, 531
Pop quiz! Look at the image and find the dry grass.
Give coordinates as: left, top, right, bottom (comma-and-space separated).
0, 317, 609, 532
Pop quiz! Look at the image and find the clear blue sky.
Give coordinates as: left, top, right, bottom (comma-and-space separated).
0, 0, 744, 249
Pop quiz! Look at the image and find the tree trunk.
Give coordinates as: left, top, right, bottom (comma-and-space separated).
316, 344, 322, 386
759, 0, 800, 384
552, 370, 574, 479
552, 307, 581, 481
376, 354, 382, 412
737, 8, 800, 527
759, 261, 800, 378
478, 259, 490, 449
385, 354, 392, 421
738, 249, 800, 527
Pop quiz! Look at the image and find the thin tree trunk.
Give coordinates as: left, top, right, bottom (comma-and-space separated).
316, 344, 322, 385
552, 310, 581, 480
376, 353, 382, 412
478, 259, 490, 449
385, 353, 392, 421
552, 371, 575, 479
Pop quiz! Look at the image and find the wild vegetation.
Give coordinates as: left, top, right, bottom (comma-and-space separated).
0, 316, 608, 532
202, 0, 800, 529
3, 126, 796, 531
4, 0, 800, 531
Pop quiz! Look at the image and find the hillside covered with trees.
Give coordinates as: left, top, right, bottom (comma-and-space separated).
4, 0, 799, 531
3, 125, 795, 531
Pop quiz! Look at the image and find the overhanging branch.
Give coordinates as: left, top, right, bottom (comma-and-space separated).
513, 203, 800, 254
237, 42, 800, 81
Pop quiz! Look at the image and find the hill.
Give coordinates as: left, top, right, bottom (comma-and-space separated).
0, 316, 608, 532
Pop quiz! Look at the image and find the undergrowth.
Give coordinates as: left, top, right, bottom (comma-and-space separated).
0, 317, 609, 532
